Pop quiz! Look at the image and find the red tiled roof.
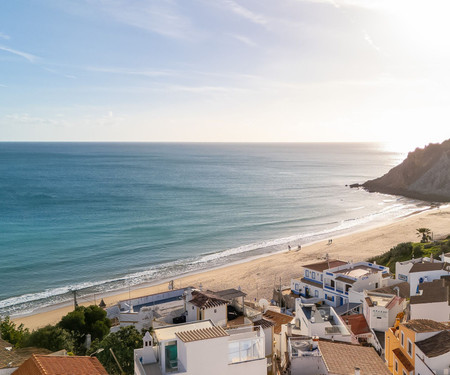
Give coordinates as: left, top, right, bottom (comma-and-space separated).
303, 259, 347, 273
402, 319, 448, 333
392, 348, 414, 372
187, 290, 229, 309
263, 310, 293, 334
12, 355, 109, 375
318, 340, 390, 375
341, 314, 370, 336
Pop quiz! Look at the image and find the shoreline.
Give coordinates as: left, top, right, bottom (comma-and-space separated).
8, 203, 433, 319
12, 204, 450, 331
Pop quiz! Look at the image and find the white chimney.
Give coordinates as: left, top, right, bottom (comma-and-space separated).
354, 367, 361, 375
186, 287, 193, 302
287, 323, 293, 336
312, 336, 319, 349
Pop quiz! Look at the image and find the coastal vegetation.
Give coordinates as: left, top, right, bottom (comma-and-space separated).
368, 235, 450, 273
88, 326, 144, 375
1, 306, 141, 374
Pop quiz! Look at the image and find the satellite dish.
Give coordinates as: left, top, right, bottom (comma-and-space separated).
259, 299, 270, 312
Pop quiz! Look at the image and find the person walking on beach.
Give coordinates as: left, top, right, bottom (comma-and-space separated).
288, 245, 291, 251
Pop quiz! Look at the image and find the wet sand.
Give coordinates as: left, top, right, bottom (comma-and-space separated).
13, 205, 450, 330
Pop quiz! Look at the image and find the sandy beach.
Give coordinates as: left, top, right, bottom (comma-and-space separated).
13, 205, 450, 331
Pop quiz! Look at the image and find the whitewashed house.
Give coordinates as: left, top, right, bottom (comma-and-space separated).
363, 290, 405, 332
287, 339, 390, 375
410, 276, 450, 322
395, 257, 450, 296
294, 299, 354, 343
414, 330, 450, 375
134, 320, 267, 375
184, 289, 229, 327
291, 259, 391, 308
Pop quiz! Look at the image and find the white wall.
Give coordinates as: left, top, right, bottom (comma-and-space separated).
185, 301, 198, 322
410, 301, 449, 322
179, 336, 267, 375
203, 304, 227, 327
290, 356, 327, 375
415, 343, 450, 375
409, 270, 449, 296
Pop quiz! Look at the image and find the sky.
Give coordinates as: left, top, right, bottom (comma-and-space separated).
0, 0, 449, 149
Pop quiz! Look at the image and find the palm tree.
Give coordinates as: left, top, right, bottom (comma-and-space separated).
416, 228, 432, 243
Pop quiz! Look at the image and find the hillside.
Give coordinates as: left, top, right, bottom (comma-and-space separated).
362, 139, 450, 202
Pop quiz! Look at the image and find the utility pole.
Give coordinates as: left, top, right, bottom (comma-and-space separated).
110, 348, 125, 375
73, 290, 78, 310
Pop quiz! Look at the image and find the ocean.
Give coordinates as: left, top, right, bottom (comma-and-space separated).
0, 142, 426, 317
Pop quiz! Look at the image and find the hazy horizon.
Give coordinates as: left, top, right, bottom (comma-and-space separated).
1, 0, 449, 150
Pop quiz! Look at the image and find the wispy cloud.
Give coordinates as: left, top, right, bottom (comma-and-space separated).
85, 66, 175, 77
228, 33, 257, 47
222, 0, 268, 26
0, 32, 10, 40
0, 45, 38, 62
64, 0, 200, 40
0, 83, 7, 88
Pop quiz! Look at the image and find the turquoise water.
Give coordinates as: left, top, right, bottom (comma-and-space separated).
0, 143, 423, 316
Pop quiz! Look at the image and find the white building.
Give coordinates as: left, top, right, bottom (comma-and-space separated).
107, 288, 188, 332
287, 339, 390, 375
395, 257, 450, 295
363, 291, 406, 332
287, 337, 325, 375
184, 289, 228, 327
291, 259, 391, 308
410, 276, 450, 322
134, 320, 267, 375
414, 330, 450, 375
294, 299, 354, 343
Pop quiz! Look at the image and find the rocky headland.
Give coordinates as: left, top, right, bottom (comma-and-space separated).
355, 139, 450, 202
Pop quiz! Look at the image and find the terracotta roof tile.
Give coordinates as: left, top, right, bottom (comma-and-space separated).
371, 282, 410, 298
187, 290, 229, 309
263, 310, 293, 334
0, 339, 51, 370
253, 318, 275, 330
392, 348, 414, 372
318, 340, 390, 375
303, 259, 347, 273
409, 262, 449, 273
415, 330, 450, 358
12, 354, 109, 375
402, 319, 448, 333
175, 326, 229, 343
341, 314, 371, 336
300, 277, 323, 288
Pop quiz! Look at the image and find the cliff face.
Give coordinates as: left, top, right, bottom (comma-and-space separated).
362, 139, 450, 202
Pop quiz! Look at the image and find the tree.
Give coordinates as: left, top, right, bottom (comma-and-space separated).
58, 305, 111, 354
416, 228, 432, 243
89, 326, 143, 375
23, 325, 74, 352
0, 316, 29, 347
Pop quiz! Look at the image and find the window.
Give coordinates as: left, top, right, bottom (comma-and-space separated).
214, 309, 217, 313
320, 274, 323, 281
312, 271, 316, 279
394, 360, 398, 373
305, 270, 310, 277
345, 284, 351, 293
407, 339, 412, 357
315, 290, 319, 297
401, 331, 404, 347
192, 306, 195, 310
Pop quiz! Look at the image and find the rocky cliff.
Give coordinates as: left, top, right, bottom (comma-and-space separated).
362, 139, 450, 202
